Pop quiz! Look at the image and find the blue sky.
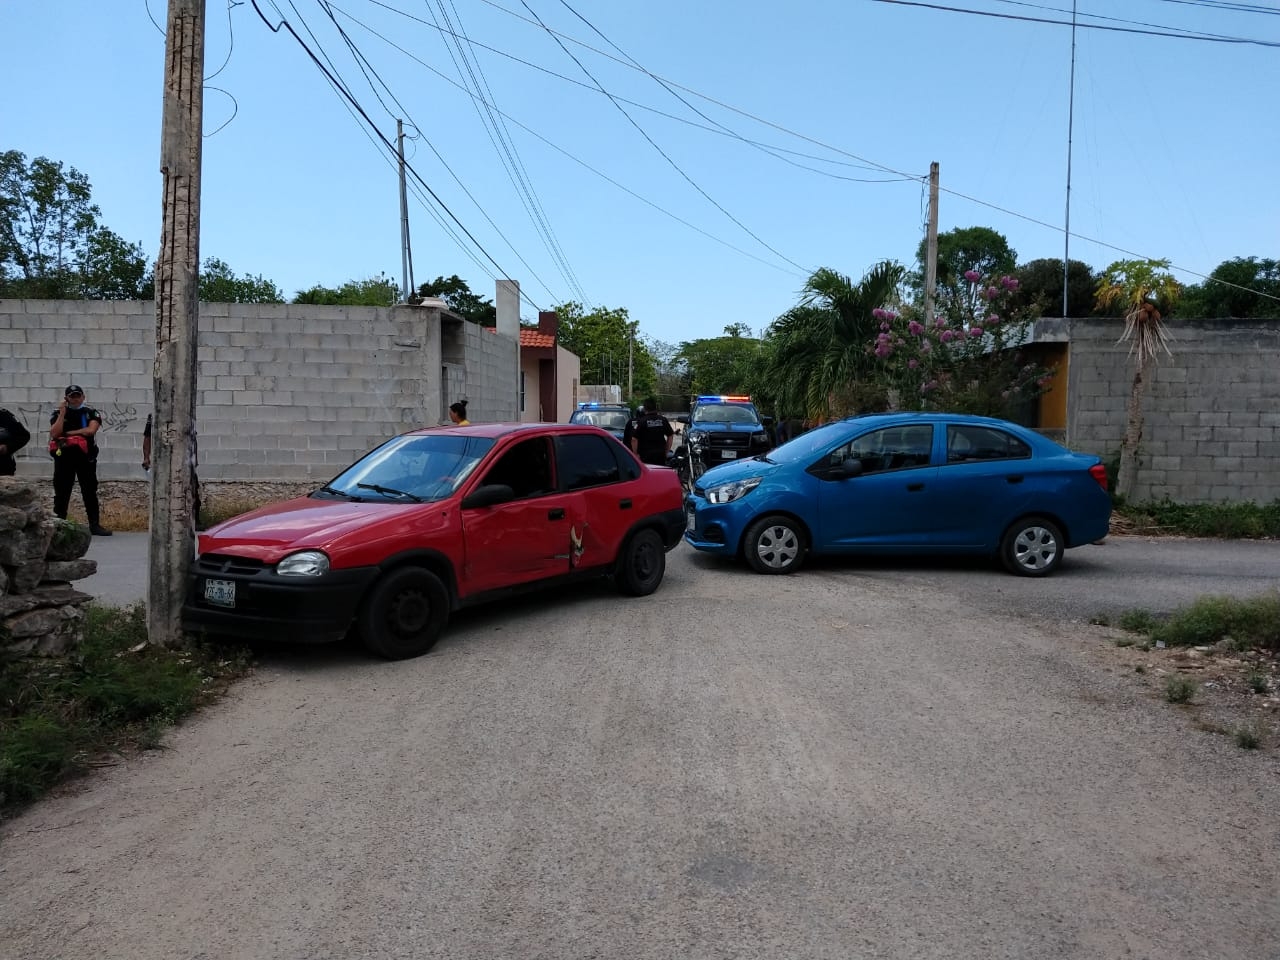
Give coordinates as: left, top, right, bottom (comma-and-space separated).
4, 0, 1278, 345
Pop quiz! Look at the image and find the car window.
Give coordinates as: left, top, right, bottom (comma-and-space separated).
322, 433, 494, 502
556, 434, 622, 490
607, 436, 642, 481
692, 404, 759, 426
570, 410, 630, 432
478, 436, 555, 499
946, 424, 1031, 463
827, 424, 934, 475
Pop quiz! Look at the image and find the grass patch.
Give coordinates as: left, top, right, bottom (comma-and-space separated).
0, 605, 250, 815
1149, 593, 1280, 653
1246, 671, 1271, 695
1115, 498, 1280, 539
1235, 726, 1262, 750
1114, 636, 1136, 648
1118, 609, 1158, 633
1164, 675, 1197, 704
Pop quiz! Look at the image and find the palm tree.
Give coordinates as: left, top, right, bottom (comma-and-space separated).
1094, 258, 1181, 500
760, 262, 904, 422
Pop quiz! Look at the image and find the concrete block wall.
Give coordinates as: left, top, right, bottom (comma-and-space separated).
0, 300, 516, 482
1064, 318, 1280, 503
462, 322, 519, 423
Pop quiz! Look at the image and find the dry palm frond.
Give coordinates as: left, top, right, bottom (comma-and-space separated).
1120, 301, 1173, 366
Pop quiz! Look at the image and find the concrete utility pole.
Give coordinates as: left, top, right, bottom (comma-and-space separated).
924, 161, 940, 321
1063, 0, 1078, 318
150, 0, 206, 648
397, 119, 412, 302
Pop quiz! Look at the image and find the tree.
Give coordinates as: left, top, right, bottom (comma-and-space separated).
677, 331, 761, 398
1010, 258, 1097, 318
0, 150, 101, 298
294, 274, 398, 306
198, 257, 284, 303
1095, 258, 1182, 500
1176, 257, 1280, 319
913, 226, 1016, 315
81, 228, 154, 300
758, 262, 905, 421
416, 274, 496, 325
554, 301, 656, 401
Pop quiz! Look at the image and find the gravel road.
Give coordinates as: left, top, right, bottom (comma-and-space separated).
3, 542, 1278, 959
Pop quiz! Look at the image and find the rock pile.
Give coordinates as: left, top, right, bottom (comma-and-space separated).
0, 477, 96, 656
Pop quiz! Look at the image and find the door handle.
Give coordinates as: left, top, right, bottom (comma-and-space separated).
619, 498, 632, 510
1006, 475, 1024, 484
906, 483, 925, 492
547, 508, 565, 520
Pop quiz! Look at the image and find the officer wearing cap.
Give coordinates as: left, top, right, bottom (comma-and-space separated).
49, 384, 111, 536
629, 396, 675, 467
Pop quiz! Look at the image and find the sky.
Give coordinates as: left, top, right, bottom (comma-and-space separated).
3, 0, 1278, 347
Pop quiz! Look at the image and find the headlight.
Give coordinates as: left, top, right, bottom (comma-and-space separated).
705, 476, 762, 504
752, 431, 768, 443
276, 550, 330, 577
688, 431, 708, 446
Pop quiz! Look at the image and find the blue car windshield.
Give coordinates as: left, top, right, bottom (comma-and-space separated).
322, 433, 494, 502
765, 421, 855, 463
692, 404, 759, 426
571, 410, 630, 432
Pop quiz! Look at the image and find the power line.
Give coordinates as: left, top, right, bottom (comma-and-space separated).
312, 0, 565, 303
248, 0, 546, 310
863, 0, 1280, 46
1151, 0, 1280, 14
988, 0, 1280, 41
330, 6, 808, 278
514, 0, 811, 274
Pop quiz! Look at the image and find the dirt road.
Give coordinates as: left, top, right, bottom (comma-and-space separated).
3, 546, 1277, 959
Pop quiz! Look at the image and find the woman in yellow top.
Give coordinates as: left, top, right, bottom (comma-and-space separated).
448, 400, 470, 426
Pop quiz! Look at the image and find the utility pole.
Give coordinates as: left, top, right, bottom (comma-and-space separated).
924, 161, 940, 321
397, 119, 411, 302
627, 322, 634, 404
1063, 0, 1078, 318
150, 0, 206, 648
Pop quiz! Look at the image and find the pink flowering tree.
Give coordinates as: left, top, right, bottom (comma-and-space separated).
865, 270, 1054, 418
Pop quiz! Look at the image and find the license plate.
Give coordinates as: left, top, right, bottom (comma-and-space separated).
686, 510, 696, 532
204, 578, 236, 608
720, 450, 737, 459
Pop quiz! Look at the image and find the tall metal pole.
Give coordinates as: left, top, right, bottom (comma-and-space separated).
150, 0, 206, 648
397, 119, 411, 302
1063, 0, 1078, 318
627, 323, 634, 403
924, 162, 940, 321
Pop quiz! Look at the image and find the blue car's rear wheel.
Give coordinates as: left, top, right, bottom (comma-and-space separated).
744, 515, 805, 574
1001, 516, 1063, 577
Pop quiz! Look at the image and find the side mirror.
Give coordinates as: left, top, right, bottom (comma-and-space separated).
676, 415, 690, 425
837, 458, 864, 479
461, 484, 516, 509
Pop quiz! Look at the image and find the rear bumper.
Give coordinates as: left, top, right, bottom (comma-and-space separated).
658, 508, 686, 550
181, 562, 379, 644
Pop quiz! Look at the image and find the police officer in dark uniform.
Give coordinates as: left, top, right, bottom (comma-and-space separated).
49, 384, 111, 535
0, 405, 31, 476
629, 396, 674, 467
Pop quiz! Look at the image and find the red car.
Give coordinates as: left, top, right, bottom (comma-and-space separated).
182, 423, 685, 658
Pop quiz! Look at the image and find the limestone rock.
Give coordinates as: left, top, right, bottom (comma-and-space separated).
45, 519, 92, 562
0, 522, 54, 565
0, 592, 42, 618
0, 505, 27, 532
0, 476, 38, 506
43, 559, 98, 582
31, 584, 94, 607
0, 564, 7, 594
7, 560, 46, 594
6, 606, 73, 639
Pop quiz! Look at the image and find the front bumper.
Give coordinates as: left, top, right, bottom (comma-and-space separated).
682, 496, 744, 556
181, 554, 380, 644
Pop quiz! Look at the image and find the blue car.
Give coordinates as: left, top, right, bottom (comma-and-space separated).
684, 413, 1112, 577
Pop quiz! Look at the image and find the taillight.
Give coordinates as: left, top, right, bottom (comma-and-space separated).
1089, 463, 1108, 491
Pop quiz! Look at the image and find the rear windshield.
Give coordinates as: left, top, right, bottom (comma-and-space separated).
571, 410, 630, 432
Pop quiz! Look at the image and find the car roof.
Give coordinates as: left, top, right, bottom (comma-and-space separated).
403, 422, 611, 440
832, 412, 1032, 431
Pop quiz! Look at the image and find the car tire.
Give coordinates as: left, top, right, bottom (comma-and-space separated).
744, 515, 805, 574
358, 566, 450, 659
615, 528, 666, 596
1000, 516, 1064, 577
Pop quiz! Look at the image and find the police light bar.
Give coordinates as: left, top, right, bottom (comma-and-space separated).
696, 395, 752, 403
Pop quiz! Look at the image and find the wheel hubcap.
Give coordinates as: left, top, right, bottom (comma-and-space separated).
634, 540, 658, 581
756, 525, 799, 569
1013, 526, 1058, 571
389, 589, 430, 634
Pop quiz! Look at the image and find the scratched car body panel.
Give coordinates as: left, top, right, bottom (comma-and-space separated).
182, 422, 685, 658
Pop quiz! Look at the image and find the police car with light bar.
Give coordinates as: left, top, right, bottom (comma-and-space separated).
568, 401, 633, 443
684, 395, 772, 474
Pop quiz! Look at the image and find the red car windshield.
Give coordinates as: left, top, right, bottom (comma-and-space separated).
322, 434, 495, 502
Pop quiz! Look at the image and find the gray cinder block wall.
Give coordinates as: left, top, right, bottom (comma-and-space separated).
1064, 318, 1280, 504
0, 300, 518, 482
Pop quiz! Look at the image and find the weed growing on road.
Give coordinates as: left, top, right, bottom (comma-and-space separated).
1114, 498, 1280, 538
1165, 675, 1197, 704
1118, 609, 1158, 633
1150, 593, 1280, 652
1235, 726, 1261, 750
0, 604, 251, 815
1247, 671, 1270, 695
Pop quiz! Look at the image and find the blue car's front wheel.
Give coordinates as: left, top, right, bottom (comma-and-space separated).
744, 514, 806, 575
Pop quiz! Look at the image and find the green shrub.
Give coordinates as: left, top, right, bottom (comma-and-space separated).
1149, 593, 1280, 652
1118, 609, 1158, 634
1116, 498, 1280, 539
1247, 671, 1270, 695
1235, 727, 1261, 750
1165, 675, 1197, 704
0, 715, 78, 807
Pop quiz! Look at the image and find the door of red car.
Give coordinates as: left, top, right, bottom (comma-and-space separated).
460, 435, 577, 595
552, 433, 640, 568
